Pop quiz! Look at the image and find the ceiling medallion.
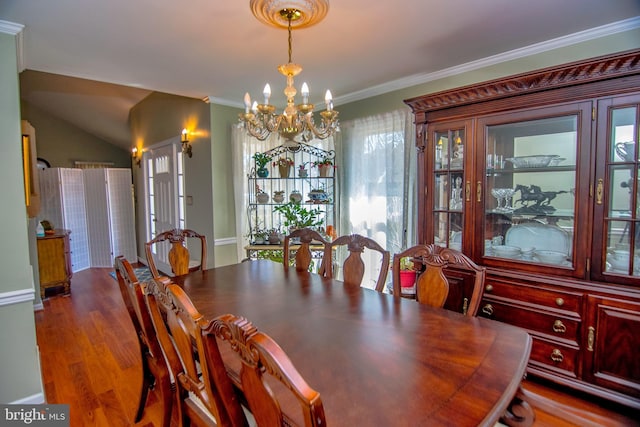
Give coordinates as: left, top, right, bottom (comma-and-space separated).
249, 0, 329, 29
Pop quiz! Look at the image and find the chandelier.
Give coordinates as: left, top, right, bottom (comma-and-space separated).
240, 0, 339, 144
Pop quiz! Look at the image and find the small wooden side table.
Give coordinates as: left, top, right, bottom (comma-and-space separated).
37, 229, 72, 299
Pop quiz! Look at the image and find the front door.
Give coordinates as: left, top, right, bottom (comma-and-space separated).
145, 141, 182, 274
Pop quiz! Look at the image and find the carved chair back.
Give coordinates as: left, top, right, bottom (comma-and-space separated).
283, 228, 330, 272
392, 244, 485, 316
145, 228, 207, 278
209, 314, 327, 427
113, 256, 172, 426
145, 279, 249, 427
323, 234, 390, 291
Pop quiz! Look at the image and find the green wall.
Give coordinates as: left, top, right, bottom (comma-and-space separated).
20, 100, 130, 168
210, 103, 241, 265
0, 31, 44, 404
129, 92, 217, 264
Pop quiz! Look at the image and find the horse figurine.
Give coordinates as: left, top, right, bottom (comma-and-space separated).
514, 184, 567, 213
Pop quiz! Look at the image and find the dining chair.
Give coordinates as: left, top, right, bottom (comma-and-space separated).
145, 228, 207, 278
144, 279, 250, 427
113, 256, 173, 427
391, 244, 486, 316
208, 314, 327, 427
323, 233, 390, 291
283, 228, 330, 272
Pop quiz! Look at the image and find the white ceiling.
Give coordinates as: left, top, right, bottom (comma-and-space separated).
2, 0, 639, 150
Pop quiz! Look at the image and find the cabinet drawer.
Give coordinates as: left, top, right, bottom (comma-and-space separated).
483, 279, 582, 313
480, 298, 580, 343
529, 336, 580, 378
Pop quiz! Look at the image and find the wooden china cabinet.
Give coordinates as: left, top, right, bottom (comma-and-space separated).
405, 49, 640, 409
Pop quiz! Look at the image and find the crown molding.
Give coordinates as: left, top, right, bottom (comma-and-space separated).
404, 48, 640, 112
0, 20, 24, 35
205, 96, 244, 109
0, 20, 25, 72
335, 16, 640, 106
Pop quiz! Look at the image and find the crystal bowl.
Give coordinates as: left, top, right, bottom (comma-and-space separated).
506, 155, 560, 168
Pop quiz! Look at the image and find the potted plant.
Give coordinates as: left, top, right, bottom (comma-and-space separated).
267, 228, 281, 244
398, 257, 418, 289
251, 228, 268, 244
298, 162, 309, 178
313, 157, 335, 177
273, 157, 294, 177
308, 186, 329, 203
273, 202, 323, 231
253, 152, 272, 177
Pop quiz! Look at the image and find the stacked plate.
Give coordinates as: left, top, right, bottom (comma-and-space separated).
505, 223, 571, 264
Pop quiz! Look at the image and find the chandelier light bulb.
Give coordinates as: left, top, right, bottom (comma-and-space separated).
244, 92, 252, 113
325, 90, 333, 111
251, 101, 258, 114
301, 82, 309, 104
263, 84, 271, 104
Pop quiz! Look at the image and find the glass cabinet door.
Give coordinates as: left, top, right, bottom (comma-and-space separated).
479, 105, 589, 274
431, 126, 467, 250
599, 100, 640, 278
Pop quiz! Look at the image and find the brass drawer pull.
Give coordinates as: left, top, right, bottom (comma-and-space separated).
476, 181, 482, 203
552, 320, 567, 333
550, 349, 564, 363
485, 284, 493, 292
465, 181, 471, 202
555, 298, 564, 307
481, 304, 494, 316
587, 326, 595, 352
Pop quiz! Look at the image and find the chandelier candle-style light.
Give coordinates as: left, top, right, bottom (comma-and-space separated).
240, 0, 338, 144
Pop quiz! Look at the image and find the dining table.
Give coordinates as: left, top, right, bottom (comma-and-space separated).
171, 259, 534, 426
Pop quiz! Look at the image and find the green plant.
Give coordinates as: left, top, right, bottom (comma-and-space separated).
273, 157, 294, 167
312, 157, 334, 167
399, 257, 416, 271
253, 152, 271, 169
273, 202, 323, 229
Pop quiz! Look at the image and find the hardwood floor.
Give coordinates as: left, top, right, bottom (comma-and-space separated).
35, 267, 639, 426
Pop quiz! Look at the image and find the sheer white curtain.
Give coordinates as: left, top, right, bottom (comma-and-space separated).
231, 125, 335, 261
335, 108, 416, 289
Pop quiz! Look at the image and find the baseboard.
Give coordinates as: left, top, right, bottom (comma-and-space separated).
11, 392, 45, 405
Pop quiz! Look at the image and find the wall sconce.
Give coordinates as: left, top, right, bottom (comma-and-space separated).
181, 129, 193, 158
131, 147, 141, 167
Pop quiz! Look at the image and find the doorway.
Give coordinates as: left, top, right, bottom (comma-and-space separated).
143, 138, 186, 274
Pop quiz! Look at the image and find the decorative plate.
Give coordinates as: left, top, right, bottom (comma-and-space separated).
505, 222, 570, 255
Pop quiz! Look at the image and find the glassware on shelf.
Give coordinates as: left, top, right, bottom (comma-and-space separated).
502, 188, 515, 212
491, 188, 505, 211
450, 176, 463, 210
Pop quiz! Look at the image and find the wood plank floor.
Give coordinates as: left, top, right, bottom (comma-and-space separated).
35, 267, 639, 426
